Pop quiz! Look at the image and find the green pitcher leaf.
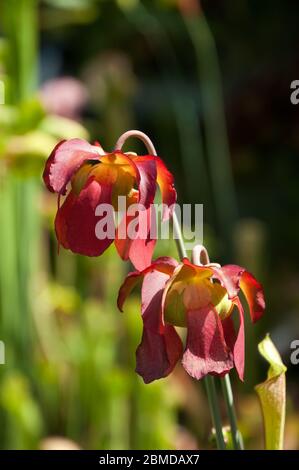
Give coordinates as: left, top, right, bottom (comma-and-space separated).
255, 334, 287, 450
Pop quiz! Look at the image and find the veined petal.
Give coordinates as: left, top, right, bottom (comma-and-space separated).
182, 306, 234, 380
117, 257, 178, 313
128, 206, 157, 271
43, 139, 101, 194
145, 256, 179, 275
114, 191, 139, 264
136, 325, 183, 384
164, 281, 187, 327
71, 162, 98, 195
232, 298, 245, 380
117, 271, 143, 312
155, 156, 177, 220
100, 151, 138, 170
212, 283, 234, 320
240, 270, 265, 323
141, 269, 169, 333
89, 161, 119, 186
222, 298, 245, 381
112, 167, 136, 208
91, 152, 139, 209
162, 259, 213, 327
100, 151, 139, 183
182, 258, 214, 279
212, 264, 265, 322
115, 206, 156, 271
211, 264, 245, 299
99, 152, 157, 222
222, 316, 236, 353
55, 179, 114, 256
132, 156, 157, 208
183, 281, 212, 310
118, 268, 168, 333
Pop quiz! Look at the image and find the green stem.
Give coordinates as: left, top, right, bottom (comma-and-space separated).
205, 376, 226, 450
172, 211, 187, 259
221, 374, 244, 450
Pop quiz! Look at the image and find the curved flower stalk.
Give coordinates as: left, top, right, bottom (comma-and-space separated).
42, 136, 176, 270
117, 249, 265, 384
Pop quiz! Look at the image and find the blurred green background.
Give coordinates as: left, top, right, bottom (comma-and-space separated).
0, 0, 299, 450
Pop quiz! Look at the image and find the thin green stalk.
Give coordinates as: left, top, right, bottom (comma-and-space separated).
221, 374, 244, 450
172, 212, 187, 259
205, 376, 226, 449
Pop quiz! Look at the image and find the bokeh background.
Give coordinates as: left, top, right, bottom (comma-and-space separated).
0, 0, 299, 450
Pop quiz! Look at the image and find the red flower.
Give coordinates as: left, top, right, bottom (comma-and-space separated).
43, 138, 176, 270
117, 257, 265, 383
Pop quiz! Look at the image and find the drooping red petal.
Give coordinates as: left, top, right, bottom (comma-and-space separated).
43, 139, 101, 194
117, 256, 182, 383
222, 316, 236, 352
163, 325, 184, 375
132, 156, 157, 208
233, 299, 245, 380
117, 257, 178, 313
135, 325, 183, 384
155, 156, 177, 220
182, 306, 234, 380
117, 271, 143, 312
240, 270, 265, 323
141, 269, 170, 333
114, 191, 138, 264
115, 206, 156, 271
117, 267, 169, 328
222, 299, 245, 381
55, 179, 114, 256
128, 206, 157, 271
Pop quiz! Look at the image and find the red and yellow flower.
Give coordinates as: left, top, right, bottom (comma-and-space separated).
43, 138, 176, 270
118, 256, 265, 383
